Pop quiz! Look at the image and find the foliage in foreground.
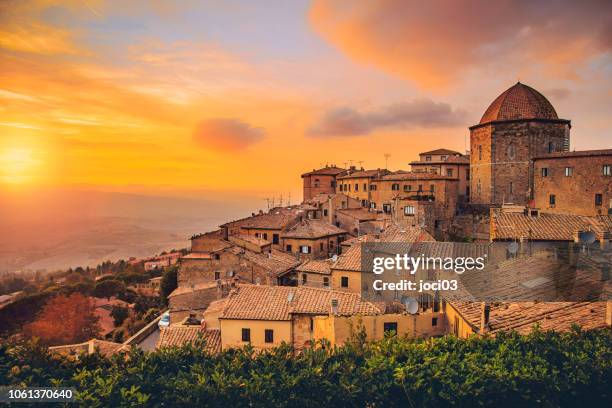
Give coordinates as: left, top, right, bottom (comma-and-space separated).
0, 327, 610, 407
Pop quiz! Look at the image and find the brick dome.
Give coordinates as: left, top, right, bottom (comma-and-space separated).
479, 82, 558, 124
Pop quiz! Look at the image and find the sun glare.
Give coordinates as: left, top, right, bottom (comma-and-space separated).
0, 147, 41, 184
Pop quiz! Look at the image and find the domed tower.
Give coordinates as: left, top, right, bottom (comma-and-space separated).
469, 82, 570, 206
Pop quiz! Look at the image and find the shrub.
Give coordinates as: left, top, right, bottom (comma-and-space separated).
0, 328, 610, 407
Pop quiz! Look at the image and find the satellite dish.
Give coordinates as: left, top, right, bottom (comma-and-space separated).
401, 296, 419, 314
578, 231, 596, 244
508, 242, 519, 255
331, 254, 338, 262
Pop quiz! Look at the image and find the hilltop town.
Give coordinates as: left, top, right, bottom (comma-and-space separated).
8, 82, 612, 356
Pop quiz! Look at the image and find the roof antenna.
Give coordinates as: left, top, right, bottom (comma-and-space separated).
384, 153, 391, 169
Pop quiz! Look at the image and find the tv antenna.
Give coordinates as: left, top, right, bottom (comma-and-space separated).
384, 153, 391, 169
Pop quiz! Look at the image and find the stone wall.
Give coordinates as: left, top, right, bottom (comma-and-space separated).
533, 153, 612, 216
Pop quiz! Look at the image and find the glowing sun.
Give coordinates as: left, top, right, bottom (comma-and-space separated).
0, 147, 41, 184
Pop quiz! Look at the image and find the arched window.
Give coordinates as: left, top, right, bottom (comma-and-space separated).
507, 144, 515, 160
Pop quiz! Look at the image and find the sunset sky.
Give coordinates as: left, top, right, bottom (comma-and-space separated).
1, 0, 611, 201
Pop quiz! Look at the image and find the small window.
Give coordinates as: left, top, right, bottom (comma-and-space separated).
264, 329, 273, 343
255, 232, 260, 238
323, 277, 329, 287
383, 322, 398, 335
369, 184, 376, 191
478, 145, 482, 160
320, 242, 324, 251
272, 234, 279, 244
241, 328, 251, 342
565, 167, 573, 177
404, 205, 415, 216
446, 169, 453, 177
430, 184, 435, 192
214, 271, 220, 280
595, 194, 603, 206
370, 202, 376, 209
341, 276, 349, 288
301, 245, 311, 254
541, 168, 549, 177
323, 209, 328, 216
549, 194, 556, 207
302, 274, 308, 285
418, 184, 423, 192
425, 155, 432, 161
440, 155, 446, 160
383, 204, 391, 214
263, 233, 268, 240
603, 165, 611, 176
391, 183, 399, 191
354, 184, 358, 191
548, 142, 554, 153
286, 244, 292, 252
432, 317, 438, 327
509, 182, 513, 194
214, 254, 220, 260
363, 183, 367, 191
507, 145, 515, 159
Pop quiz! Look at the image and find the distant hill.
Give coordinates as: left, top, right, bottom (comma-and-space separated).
0, 189, 258, 274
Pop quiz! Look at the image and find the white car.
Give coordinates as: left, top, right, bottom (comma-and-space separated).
158, 311, 170, 327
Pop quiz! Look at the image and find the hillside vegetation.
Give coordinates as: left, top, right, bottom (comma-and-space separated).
1, 327, 610, 407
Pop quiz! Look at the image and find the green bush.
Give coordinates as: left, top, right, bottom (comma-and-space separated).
0, 328, 610, 407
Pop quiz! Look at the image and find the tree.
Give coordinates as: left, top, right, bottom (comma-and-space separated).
110, 306, 129, 327
23, 293, 100, 346
93, 279, 126, 299
160, 266, 178, 304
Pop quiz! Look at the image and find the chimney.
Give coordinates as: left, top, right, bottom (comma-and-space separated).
328, 197, 334, 225
606, 301, 611, 328
330, 298, 339, 315
480, 302, 490, 334
201, 319, 207, 330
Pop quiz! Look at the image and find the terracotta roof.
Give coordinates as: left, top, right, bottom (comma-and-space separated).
419, 148, 462, 156
242, 249, 300, 276
333, 225, 435, 272
230, 234, 270, 247
295, 259, 334, 275
49, 339, 127, 357
449, 301, 609, 335
157, 326, 221, 352
533, 149, 612, 160
220, 285, 381, 320
452, 249, 609, 302
282, 219, 346, 239
181, 252, 213, 260
301, 166, 347, 177
378, 171, 456, 181
337, 169, 391, 180
240, 207, 305, 230
479, 82, 560, 125
491, 209, 611, 241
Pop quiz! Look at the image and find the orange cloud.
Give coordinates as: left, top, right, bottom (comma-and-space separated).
193, 119, 265, 151
309, 0, 612, 89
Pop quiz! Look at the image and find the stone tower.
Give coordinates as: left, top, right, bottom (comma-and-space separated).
469, 82, 570, 206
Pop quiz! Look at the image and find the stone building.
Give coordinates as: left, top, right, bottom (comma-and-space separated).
301, 165, 347, 201
532, 149, 612, 216
469, 82, 571, 206
370, 171, 459, 235
280, 218, 347, 260
410, 149, 470, 203
336, 168, 391, 207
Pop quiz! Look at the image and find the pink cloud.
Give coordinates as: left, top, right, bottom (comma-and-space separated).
192, 118, 264, 151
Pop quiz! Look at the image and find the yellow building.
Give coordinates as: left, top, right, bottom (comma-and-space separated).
218, 285, 381, 350
336, 168, 391, 207
409, 149, 470, 203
